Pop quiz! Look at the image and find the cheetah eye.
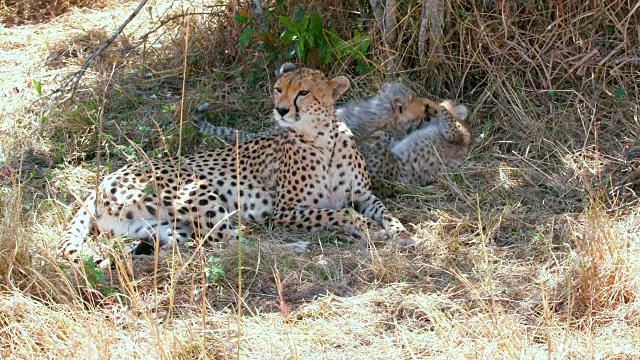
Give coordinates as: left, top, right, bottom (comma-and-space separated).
275, 87, 282, 93
298, 90, 310, 96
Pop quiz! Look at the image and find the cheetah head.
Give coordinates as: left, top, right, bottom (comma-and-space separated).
379, 82, 440, 129
272, 63, 350, 129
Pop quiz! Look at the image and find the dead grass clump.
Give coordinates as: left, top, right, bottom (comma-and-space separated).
567, 198, 640, 318
0, 0, 108, 26
0, 290, 205, 358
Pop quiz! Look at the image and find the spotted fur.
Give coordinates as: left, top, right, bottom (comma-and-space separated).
359, 100, 473, 197
195, 82, 433, 143
59, 64, 414, 267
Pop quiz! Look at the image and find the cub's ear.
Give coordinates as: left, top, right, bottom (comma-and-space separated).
328, 76, 350, 102
454, 104, 469, 120
391, 97, 406, 114
275, 63, 296, 78
440, 100, 469, 120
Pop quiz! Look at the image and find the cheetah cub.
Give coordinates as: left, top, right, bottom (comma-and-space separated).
359, 100, 473, 197
58, 64, 414, 267
196, 82, 434, 143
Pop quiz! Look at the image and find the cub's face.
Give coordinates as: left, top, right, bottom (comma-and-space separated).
272, 64, 349, 127
392, 96, 439, 127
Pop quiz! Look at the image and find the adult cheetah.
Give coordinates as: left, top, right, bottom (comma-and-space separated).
359, 100, 473, 197
58, 64, 414, 267
196, 82, 435, 143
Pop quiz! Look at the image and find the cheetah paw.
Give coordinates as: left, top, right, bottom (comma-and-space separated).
369, 229, 391, 242
284, 240, 312, 252
393, 233, 418, 247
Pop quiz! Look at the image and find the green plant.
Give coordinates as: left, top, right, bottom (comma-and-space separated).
279, 10, 330, 64
233, 6, 371, 73
32, 79, 42, 96
326, 28, 372, 73
205, 257, 226, 284
81, 256, 104, 289
613, 87, 626, 103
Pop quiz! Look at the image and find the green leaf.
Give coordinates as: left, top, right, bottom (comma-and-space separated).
295, 39, 305, 62
239, 25, 252, 47
82, 256, 104, 288
613, 87, 626, 102
293, 8, 305, 21
234, 13, 249, 24
318, 39, 331, 64
310, 12, 323, 33
205, 256, 226, 284
280, 16, 297, 32
606, 24, 615, 36
32, 79, 42, 96
353, 31, 371, 55
300, 17, 309, 32
280, 29, 295, 41
305, 32, 314, 47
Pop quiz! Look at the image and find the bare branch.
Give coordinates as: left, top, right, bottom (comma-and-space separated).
369, 0, 384, 29
51, 0, 149, 98
420, 0, 445, 65
384, 0, 397, 45
370, 0, 399, 72
251, 0, 267, 33
418, 1, 429, 65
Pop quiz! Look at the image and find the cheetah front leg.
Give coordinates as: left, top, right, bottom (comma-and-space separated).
353, 191, 417, 246
272, 208, 391, 241
58, 191, 113, 267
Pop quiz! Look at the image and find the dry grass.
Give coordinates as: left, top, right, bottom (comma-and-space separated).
1, 0, 640, 358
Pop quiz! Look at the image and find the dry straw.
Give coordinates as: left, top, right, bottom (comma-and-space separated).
0, 0, 639, 358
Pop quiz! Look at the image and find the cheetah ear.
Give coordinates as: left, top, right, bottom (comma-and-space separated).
328, 76, 350, 101
453, 104, 468, 120
391, 97, 406, 114
276, 63, 296, 77
440, 100, 469, 120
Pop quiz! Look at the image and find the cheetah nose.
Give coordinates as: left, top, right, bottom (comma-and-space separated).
275, 107, 289, 117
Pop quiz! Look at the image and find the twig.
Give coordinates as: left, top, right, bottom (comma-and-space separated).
50, 0, 149, 98
615, 57, 640, 65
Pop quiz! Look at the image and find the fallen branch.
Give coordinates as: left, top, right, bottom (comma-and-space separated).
51, 0, 149, 98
